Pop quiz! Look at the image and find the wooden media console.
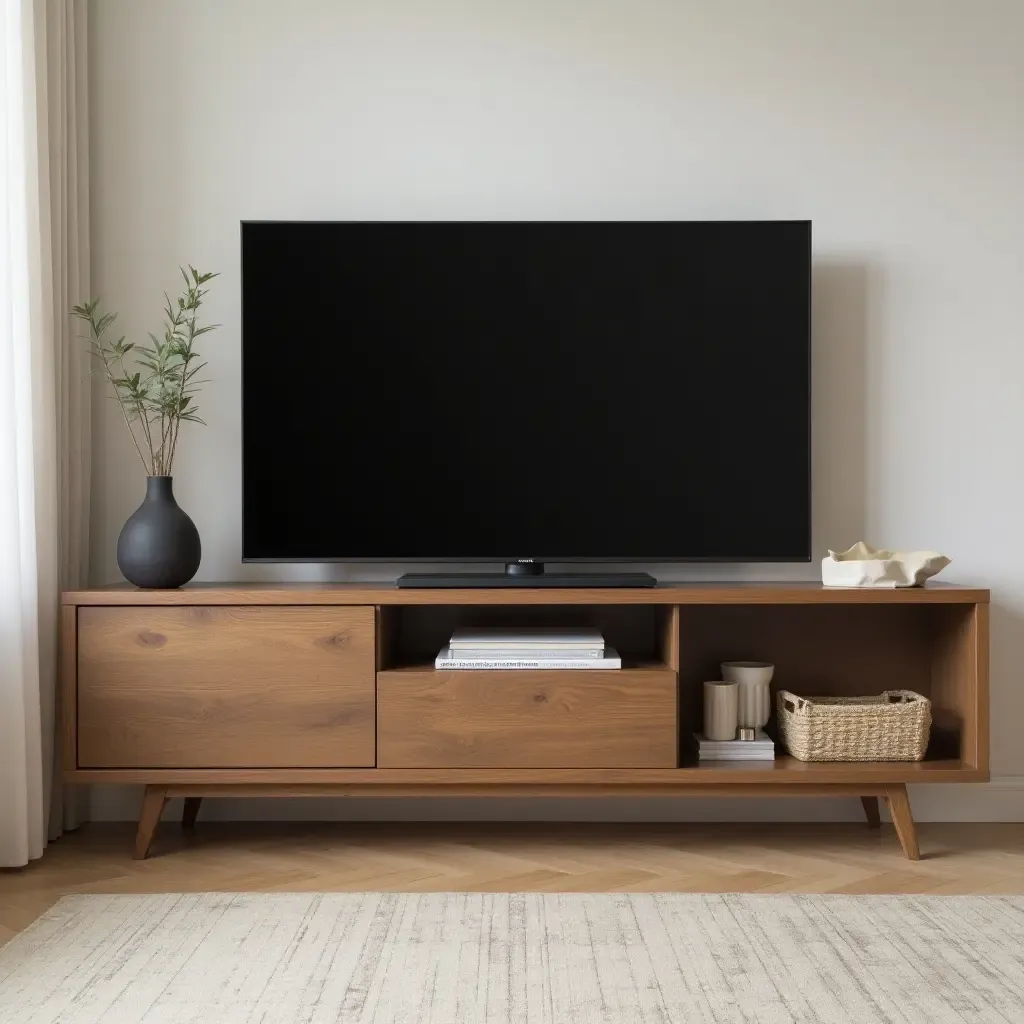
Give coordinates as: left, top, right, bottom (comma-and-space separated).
60, 582, 989, 860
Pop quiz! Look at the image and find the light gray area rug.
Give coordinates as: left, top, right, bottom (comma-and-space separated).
1, 893, 1023, 1023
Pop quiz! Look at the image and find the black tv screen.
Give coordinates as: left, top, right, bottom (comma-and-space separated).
242, 221, 810, 562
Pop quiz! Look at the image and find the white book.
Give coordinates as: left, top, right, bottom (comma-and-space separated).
697, 753, 775, 762
435, 646, 621, 670
449, 647, 604, 660
449, 626, 604, 650
695, 731, 774, 748
698, 754, 776, 761
697, 745, 776, 753
697, 749, 774, 754
697, 750, 775, 756
698, 752, 776, 758
697, 748, 776, 755
696, 730, 776, 761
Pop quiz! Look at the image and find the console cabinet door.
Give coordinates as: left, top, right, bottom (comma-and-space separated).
77, 606, 375, 768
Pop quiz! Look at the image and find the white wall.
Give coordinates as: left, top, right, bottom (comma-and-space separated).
89, 0, 1024, 821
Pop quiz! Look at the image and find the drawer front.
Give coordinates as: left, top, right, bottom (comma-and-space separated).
377, 669, 678, 768
78, 606, 375, 768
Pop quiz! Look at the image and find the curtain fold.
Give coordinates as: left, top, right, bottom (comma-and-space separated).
47, 0, 90, 839
0, 0, 89, 868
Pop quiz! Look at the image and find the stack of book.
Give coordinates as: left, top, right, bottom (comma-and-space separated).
694, 730, 776, 761
435, 626, 622, 670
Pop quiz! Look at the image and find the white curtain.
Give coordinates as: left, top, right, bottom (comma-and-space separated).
0, 0, 89, 868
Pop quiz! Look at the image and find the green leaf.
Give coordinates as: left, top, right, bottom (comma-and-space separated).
95, 312, 117, 335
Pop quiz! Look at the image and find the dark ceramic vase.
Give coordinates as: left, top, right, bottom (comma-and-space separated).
117, 476, 201, 588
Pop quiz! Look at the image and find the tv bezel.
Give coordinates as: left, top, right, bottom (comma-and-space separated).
240, 219, 813, 565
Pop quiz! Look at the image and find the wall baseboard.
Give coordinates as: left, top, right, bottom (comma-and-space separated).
87, 778, 1024, 824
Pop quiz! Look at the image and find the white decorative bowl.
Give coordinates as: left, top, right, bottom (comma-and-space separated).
822, 541, 951, 588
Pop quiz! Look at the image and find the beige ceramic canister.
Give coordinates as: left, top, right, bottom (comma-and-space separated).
703, 680, 739, 741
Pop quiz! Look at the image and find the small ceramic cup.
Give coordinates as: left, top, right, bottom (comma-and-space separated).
721, 661, 775, 731
703, 680, 739, 741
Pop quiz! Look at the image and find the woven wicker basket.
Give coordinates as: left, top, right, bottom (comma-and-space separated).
777, 690, 931, 762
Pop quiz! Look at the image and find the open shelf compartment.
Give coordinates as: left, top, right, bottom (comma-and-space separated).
375, 603, 679, 673
676, 601, 986, 773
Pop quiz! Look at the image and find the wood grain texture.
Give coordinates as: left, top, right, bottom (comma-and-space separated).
134, 786, 167, 859
658, 604, 680, 672
77, 606, 376, 768
60, 604, 77, 771
65, 759, 985, 787
886, 784, 921, 861
61, 582, 990, 606
377, 667, 678, 768
975, 602, 991, 771
659, 606, 681, 760
929, 603, 989, 769
376, 606, 400, 671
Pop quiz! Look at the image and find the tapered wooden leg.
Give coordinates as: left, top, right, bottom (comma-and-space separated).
885, 784, 920, 860
182, 797, 202, 829
135, 786, 168, 860
860, 796, 881, 828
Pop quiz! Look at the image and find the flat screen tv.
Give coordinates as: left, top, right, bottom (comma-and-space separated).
242, 221, 810, 575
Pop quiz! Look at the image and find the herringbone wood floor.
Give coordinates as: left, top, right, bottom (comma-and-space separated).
3, 821, 1024, 946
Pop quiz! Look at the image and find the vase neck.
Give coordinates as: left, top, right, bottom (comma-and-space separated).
145, 475, 175, 501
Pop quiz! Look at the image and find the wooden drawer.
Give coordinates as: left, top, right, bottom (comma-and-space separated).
377, 667, 678, 768
77, 606, 375, 768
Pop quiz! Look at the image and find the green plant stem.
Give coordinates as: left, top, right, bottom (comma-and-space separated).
161, 300, 188, 475
100, 356, 151, 475
116, 350, 157, 473
166, 303, 198, 473
154, 393, 169, 476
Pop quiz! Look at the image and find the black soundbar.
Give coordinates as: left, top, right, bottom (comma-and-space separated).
396, 571, 657, 589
